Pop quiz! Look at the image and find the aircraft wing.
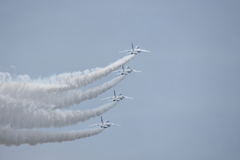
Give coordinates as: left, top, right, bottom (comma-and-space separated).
113, 70, 122, 73
116, 72, 124, 75
119, 50, 131, 53
132, 70, 141, 73
89, 123, 100, 127
111, 123, 121, 126
139, 49, 151, 52
124, 96, 133, 99
101, 97, 113, 100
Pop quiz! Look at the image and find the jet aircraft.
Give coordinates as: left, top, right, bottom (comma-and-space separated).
114, 65, 141, 75
119, 43, 150, 55
101, 90, 133, 102
89, 116, 120, 128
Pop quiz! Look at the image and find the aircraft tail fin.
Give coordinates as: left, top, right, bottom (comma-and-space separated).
101, 116, 104, 125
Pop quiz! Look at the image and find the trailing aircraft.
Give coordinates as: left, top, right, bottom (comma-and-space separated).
89, 116, 120, 128
101, 90, 133, 102
114, 65, 141, 75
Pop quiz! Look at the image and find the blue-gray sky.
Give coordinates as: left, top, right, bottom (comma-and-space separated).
1, 0, 240, 159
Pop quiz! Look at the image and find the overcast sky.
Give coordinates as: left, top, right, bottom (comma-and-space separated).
1, 0, 240, 160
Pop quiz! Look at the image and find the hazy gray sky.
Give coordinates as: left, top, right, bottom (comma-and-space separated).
1, 0, 240, 159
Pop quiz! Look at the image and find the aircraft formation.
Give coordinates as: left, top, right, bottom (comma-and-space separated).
89, 43, 150, 128
0, 43, 150, 146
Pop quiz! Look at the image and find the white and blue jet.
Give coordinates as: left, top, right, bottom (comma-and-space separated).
101, 90, 133, 102
119, 43, 151, 55
114, 65, 141, 75
89, 116, 120, 128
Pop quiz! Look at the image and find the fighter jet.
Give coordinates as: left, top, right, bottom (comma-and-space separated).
89, 116, 120, 128
101, 90, 133, 102
114, 65, 141, 75
119, 43, 151, 55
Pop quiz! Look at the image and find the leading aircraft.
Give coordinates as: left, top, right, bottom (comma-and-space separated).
114, 65, 141, 75
119, 43, 151, 55
89, 116, 120, 128
101, 90, 133, 102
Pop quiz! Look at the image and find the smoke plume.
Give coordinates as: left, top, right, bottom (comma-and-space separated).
0, 127, 104, 146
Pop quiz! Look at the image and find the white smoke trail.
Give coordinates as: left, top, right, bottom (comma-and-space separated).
50, 75, 125, 109
0, 75, 125, 111
0, 127, 104, 146
63, 54, 134, 90
0, 54, 135, 101
0, 97, 118, 128
0, 94, 53, 112
0, 54, 134, 145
